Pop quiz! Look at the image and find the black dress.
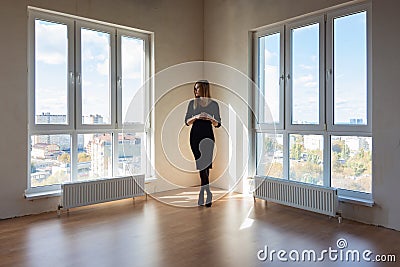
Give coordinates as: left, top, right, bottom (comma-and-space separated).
185, 99, 221, 170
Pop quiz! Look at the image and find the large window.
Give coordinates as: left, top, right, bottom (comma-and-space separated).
254, 3, 371, 200
28, 9, 151, 194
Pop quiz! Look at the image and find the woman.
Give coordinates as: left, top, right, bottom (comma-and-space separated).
185, 80, 221, 207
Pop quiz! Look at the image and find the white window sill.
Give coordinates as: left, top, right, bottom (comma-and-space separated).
145, 176, 158, 183
338, 195, 374, 207
25, 190, 61, 200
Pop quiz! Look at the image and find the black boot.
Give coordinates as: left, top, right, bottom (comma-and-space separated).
205, 186, 212, 207
198, 187, 205, 206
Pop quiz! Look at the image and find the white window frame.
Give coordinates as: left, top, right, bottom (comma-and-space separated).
253, 25, 285, 131
27, 132, 73, 194
116, 29, 150, 132
27, 8, 152, 195
253, 2, 372, 201
326, 3, 372, 201
326, 3, 372, 133
328, 132, 373, 201
28, 11, 75, 132
285, 15, 325, 131
75, 21, 117, 130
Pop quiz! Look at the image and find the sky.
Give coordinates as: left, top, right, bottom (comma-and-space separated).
35, 19, 144, 125
35, 11, 367, 127
35, 20, 68, 123
260, 11, 367, 125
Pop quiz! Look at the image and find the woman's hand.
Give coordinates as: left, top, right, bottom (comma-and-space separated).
199, 112, 219, 127
187, 113, 219, 127
186, 116, 197, 125
198, 112, 210, 120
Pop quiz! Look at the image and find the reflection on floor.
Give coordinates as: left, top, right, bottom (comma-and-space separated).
151, 186, 228, 207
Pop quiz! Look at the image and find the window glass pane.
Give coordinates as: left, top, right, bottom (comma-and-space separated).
30, 135, 71, 187
331, 136, 371, 193
118, 133, 145, 176
333, 12, 367, 125
289, 134, 323, 185
81, 28, 111, 125
77, 133, 113, 180
256, 133, 284, 178
258, 33, 280, 124
35, 20, 68, 125
291, 23, 320, 125
121, 36, 145, 124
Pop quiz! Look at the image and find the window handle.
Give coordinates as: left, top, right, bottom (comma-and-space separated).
70, 72, 74, 85
117, 76, 122, 88
326, 69, 332, 81
286, 74, 291, 80
279, 74, 284, 85
76, 73, 81, 85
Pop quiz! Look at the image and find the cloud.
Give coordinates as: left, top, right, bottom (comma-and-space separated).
264, 49, 273, 63
82, 80, 93, 87
35, 20, 68, 65
263, 48, 279, 65
81, 28, 110, 76
81, 90, 111, 119
35, 86, 68, 115
333, 93, 367, 123
81, 28, 110, 48
334, 97, 350, 107
311, 55, 317, 62
293, 74, 318, 89
299, 64, 314, 70
37, 52, 67, 65
97, 58, 110, 76
306, 97, 317, 103
121, 36, 144, 80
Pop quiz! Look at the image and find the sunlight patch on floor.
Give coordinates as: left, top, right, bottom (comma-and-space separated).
239, 206, 254, 230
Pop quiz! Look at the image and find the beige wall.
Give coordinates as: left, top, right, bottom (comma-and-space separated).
204, 0, 400, 231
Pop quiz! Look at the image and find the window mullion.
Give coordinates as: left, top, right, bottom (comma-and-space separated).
110, 30, 117, 130
69, 20, 76, 132
318, 15, 326, 132
284, 22, 291, 131
283, 132, 289, 180
71, 132, 78, 182
326, 11, 334, 132
113, 131, 118, 177
280, 25, 286, 131
116, 31, 122, 129
323, 132, 331, 187
75, 21, 83, 130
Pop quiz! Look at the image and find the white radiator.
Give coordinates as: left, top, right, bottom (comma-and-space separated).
253, 176, 338, 217
59, 175, 145, 211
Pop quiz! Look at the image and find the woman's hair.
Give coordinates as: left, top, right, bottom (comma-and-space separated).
194, 80, 211, 98
194, 80, 211, 109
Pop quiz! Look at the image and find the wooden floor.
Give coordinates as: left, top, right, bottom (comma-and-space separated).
0, 189, 399, 267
